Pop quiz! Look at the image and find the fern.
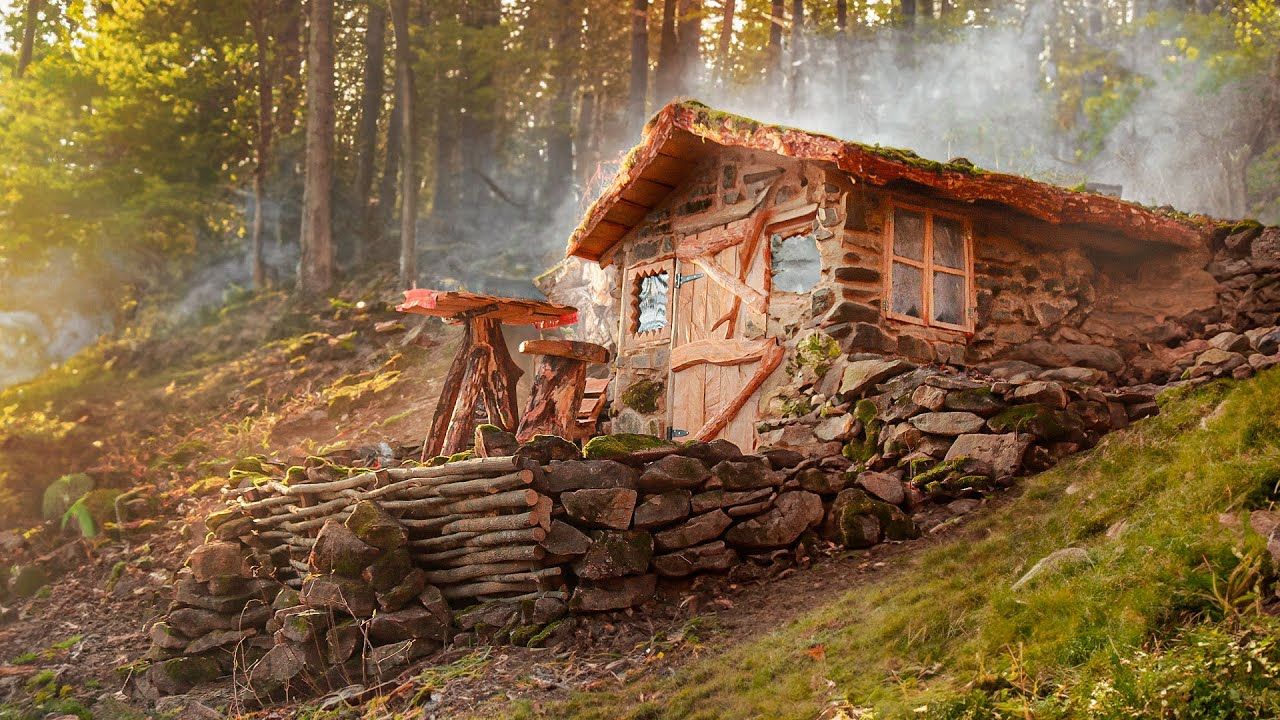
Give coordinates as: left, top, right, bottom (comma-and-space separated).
60, 496, 98, 538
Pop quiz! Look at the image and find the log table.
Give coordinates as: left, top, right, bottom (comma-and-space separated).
515, 339, 611, 442
397, 289, 578, 458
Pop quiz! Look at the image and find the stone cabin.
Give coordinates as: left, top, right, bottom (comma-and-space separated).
548, 101, 1224, 451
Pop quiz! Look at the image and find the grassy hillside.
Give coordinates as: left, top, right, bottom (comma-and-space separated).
497, 373, 1280, 720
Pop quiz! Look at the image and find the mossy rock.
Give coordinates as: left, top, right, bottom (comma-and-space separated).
791, 332, 842, 378
230, 455, 270, 475
9, 564, 50, 598
621, 379, 665, 414
944, 388, 1006, 415
345, 501, 407, 550
853, 398, 880, 425
987, 404, 1073, 440
583, 433, 676, 460
526, 619, 566, 648
284, 466, 307, 485
911, 458, 968, 486
446, 450, 476, 463
147, 655, 222, 694
508, 623, 544, 647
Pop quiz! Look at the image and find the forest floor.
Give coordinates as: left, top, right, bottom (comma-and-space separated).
0, 280, 1277, 719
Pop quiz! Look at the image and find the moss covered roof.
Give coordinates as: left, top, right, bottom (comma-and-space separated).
566, 100, 1225, 261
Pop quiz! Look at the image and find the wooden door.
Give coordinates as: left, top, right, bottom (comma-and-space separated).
668, 218, 784, 451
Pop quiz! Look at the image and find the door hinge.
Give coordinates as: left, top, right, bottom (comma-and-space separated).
674, 272, 704, 289
667, 428, 689, 440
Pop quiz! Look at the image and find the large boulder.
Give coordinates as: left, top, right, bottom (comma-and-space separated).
653, 510, 733, 551
724, 491, 823, 549
572, 530, 654, 580
637, 454, 711, 492
944, 433, 1031, 478
561, 488, 638, 530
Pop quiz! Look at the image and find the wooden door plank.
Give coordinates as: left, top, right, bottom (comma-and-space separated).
692, 340, 785, 442
670, 338, 772, 371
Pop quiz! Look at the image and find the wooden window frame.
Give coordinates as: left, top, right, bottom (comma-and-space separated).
622, 257, 675, 347
883, 202, 975, 333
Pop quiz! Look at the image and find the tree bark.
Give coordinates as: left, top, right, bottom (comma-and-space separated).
15, 0, 39, 79
389, 0, 417, 289
901, 0, 916, 27
249, 0, 274, 290
274, 0, 304, 137
768, 0, 783, 81
378, 88, 401, 253
575, 89, 598, 189
627, 0, 650, 134
298, 0, 336, 295
655, 0, 679, 102
836, 0, 846, 30
353, 3, 386, 267
717, 0, 734, 74
675, 0, 701, 91
545, 0, 580, 210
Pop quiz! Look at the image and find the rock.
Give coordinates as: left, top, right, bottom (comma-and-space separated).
569, 574, 657, 612
186, 628, 253, 654
167, 606, 269, 637
1011, 547, 1091, 591
300, 575, 377, 617
309, 520, 379, 577
419, 585, 451, 628
710, 458, 780, 490
345, 501, 407, 551
1188, 348, 1247, 378
813, 413, 855, 442
149, 655, 223, 695
942, 388, 1005, 416
1060, 344, 1124, 372
531, 596, 568, 624
514, 434, 581, 464
637, 455, 711, 492
364, 639, 430, 676
652, 541, 740, 577
1010, 381, 1068, 409
561, 488, 638, 530
455, 600, 518, 630
794, 467, 846, 494
537, 460, 638, 494
632, 491, 692, 529
757, 447, 805, 469
1252, 327, 1280, 355
724, 491, 823, 549
572, 530, 654, 580
1208, 331, 1250, 353
838, 322, 897, 354
363, 547, 414, 592
653, 509, 733, 551
880, 423, 923, 456
945, 433, 1030, 478
836, 513, 880, 549
821, 300, 879, 325
173, 578, 276, 613
909, 412, 986, 436
1249, 510, 1280, 539
8, 564, 50, 598
187, 542, 246, 582
541, 521, 592, 557
1038, 366, 1108, 385
582, 433, 678, 460
474, 424, 519, 457
148, 622, 188, 650
988, 404, 1075, 440
911, 384, 947, 411
367, 606, 449, 644
856, 471, 905, 505
277, 608, 327, 642
677, 439, 744, 465
839, 358, 915, 399
376, 567, 428, 612
823, 488, 918, 547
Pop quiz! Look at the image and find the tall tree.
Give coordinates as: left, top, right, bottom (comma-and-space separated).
675, 0, 701, 91
901, 0, 917, 27
249, 0, 274, 289
655, 0, 679, 102
353, 2, 387, 266
768, 0, 783, 80
389, 0, 416, 288
546, 0, 582, 209
718, 0, 735, 74
627, 0, 650, 134
836, 0, 847, 31
14, 0, 40, 79
298, 0, 336, 294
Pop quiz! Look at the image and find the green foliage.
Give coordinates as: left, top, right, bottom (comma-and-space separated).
40, 473, 93, 522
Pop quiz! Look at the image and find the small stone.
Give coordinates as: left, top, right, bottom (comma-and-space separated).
653, 510, 733, 551
724, 491, 823, 549
945, 433, 1031, 478
149, 656, 223, 695
187, 542, 246, 582
167, 606, 270, 638
839, 358, 915, 399
632, 491, 693, 529
813, 413, 855, 442
148, 622, 188, 650
652, 541, 740, 577
710, 457, 781, 490
911, 384, 947, 411
572, 530, 654, 580
367, 606, 449, 644
363, 547, 414, 592
1010, 381, 1068, 409
637, 455, 711, 492
376, 567, 428, 612
1208, 331, 1250, 353
541, 521, 592, 557
309, 520, 379, 577
474, 424, 519, 457
561, 488, 638, 530
569, 574, 657, 612
794, 467, 846, 494
942, 388, 1006, 416
856, 471, 905, 505
185, 628, 253, 654
909, 412, 986, 436
515, 434, 582, 464
300, 575, 376, 617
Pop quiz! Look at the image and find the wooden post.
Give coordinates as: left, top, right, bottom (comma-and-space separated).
516, 340, 610, 442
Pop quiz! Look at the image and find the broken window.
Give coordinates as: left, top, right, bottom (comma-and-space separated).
770, 233, 822, 293
636, 272, 669, 333
625, 259, 673, 343
886, 205, 973, 331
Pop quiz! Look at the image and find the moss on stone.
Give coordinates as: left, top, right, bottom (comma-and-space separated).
284, 465, 307, 485
790, 332, 842, 378
621, 379, 665, 414
509, 624, 543, 647
583, 433, 676, 459
988, 404, 1072, 440
527, 619, 566, 648
911, 458, 968, 486
853, 398, 879, 426
447, 450, 476, 463
155, 655, 222, 687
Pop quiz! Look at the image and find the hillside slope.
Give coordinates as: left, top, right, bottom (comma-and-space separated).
470, 373, 1280, 720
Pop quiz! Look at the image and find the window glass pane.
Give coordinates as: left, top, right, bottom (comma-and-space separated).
891, 262, 923, 318
893, 209, 924, 260
933, 272, 966, 326
636, 272, 669, 333
933, 216, 965, 269
770, 233, 822, 293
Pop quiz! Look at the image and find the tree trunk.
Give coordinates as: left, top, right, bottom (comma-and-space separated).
575, 89, 598, 190
919, 0, 933, 20
836, 0, 846, 31
15, 0, 40, 79
250, 0, 274, 290
901, 0, 916, 27
675, 0, 701, 92
718, 0, 735, 74
274, 0, 305, 137
353, 3, 387, 267
627, 0, 650, 134
298, 0, 336, 294
655, 0, 678, 102
545, 0, 579, 210
378, 88, 402, 255
389, 0, 417, 289
768, 0, 783, 81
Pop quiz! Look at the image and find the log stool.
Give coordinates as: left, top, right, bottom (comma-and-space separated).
516, 339, 611, 442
